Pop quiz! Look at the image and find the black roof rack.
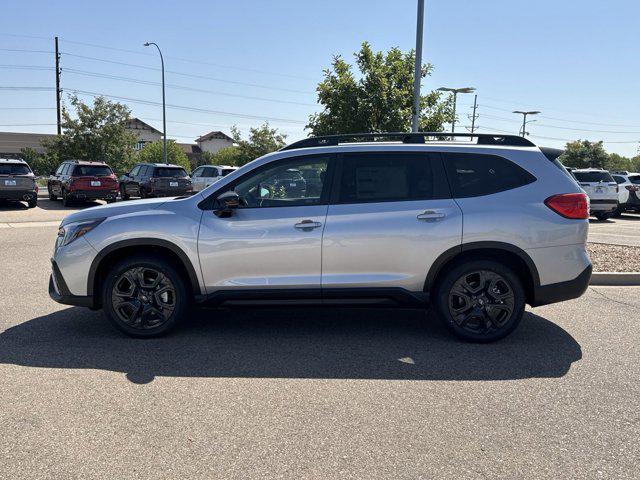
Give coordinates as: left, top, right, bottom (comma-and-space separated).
280, 132, 536, 151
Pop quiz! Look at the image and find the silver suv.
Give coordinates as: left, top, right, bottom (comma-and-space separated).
49, 133, 592, 342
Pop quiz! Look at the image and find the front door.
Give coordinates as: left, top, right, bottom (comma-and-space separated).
198, 154, 334, 294
321, 151, 462, 293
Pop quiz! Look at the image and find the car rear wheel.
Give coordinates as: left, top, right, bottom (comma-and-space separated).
62, 189, 71, 206
27, 198, 37, 208
595, 212, 612, 221
120, 185, 130, 200
435, 259, 525, 343
48, 188, 57, 201
102, 255, 189, 337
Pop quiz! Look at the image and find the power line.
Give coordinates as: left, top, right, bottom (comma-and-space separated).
0, 107, 55, 110
0, 86, 54, 91
0, 48, 54, 54
0, 123, 56, 126
0, 64, 53, 71
61, 52, 314, 95
68, 88, 307, 124
62, 68, 317, 107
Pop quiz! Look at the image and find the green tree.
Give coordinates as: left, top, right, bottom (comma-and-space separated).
607, 153, 633, 171
137, 140, 191, 172
307, 42, 453, 135
558, 140, 610, 169
43, 95, 137, 173
19, 147, 59, 176
207, 146, 244, 167
231, 123, 287, 166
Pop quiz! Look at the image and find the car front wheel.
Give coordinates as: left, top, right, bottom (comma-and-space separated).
102, 255, 189, 337
435, 259, 525, 343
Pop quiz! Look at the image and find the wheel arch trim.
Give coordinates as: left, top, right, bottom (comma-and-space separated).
87, 238, 202, 298
424, 241, 541, 292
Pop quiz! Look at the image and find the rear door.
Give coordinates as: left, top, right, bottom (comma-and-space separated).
321, 151, 462, 293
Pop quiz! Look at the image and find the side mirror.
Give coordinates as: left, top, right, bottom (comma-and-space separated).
214, 191, 240, 217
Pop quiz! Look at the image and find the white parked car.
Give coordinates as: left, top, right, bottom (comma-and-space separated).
610, 171, 640, 215
190, 165, 238, 192
572, 168, 619, 220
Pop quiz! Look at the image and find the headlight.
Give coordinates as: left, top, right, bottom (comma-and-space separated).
57, 218, 105, 248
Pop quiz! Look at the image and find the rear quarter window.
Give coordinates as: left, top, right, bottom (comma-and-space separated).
442, 153, 536, 198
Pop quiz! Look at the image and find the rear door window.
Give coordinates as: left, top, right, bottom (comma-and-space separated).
573, 171, 614, 183
442, 153, 536, 198
337, 152, 449, 204
628, 175, 640, 185
612, 175, 626, 184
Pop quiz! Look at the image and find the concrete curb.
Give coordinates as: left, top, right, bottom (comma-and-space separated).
590, 272, 640, 286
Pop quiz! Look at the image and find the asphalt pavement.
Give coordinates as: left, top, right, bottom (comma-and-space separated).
0, 222, 638, 479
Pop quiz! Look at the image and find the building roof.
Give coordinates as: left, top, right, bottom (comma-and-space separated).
195, 131, 234, 143
176, 143, 203, 155
125, 118, 163, 135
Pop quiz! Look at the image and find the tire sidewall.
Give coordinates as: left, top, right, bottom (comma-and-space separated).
102, 255, 189, 337
435, 259, 525, 343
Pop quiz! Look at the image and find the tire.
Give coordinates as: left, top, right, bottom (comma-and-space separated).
102, 255, 189, 338
27, 198, 37, 208
120, 185, 130, 201
140, 187, 148, 199
612, 205, 623, 217
595, 212, 611, 221
48, 187, 57, 201
435, 259, 525, 343
62, 189, 71, 207
106, 198, 116, 204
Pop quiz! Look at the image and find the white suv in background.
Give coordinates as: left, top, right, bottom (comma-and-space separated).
572, 168, 619, 220
49, 133, 592, 343
190, 165, 238, 192
610, 171, 640, 215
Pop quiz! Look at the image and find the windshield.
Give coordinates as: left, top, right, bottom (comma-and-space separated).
73, 165, 113, 177
155, 167, 187, 178
0, 164, 31, 175
573, 171, 614, 183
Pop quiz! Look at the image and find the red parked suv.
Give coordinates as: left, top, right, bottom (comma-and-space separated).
47, 160, 119, 206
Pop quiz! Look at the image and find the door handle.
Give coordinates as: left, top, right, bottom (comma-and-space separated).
417, 210, 446, 221
294, 219, 322, 230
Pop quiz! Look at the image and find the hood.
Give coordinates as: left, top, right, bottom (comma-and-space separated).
60, 197, 169, 226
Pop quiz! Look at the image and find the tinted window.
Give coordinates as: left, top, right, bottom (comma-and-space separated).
234, 155, 329, 208
72, 165, 112, 176
442, 153, 536, 198
628, 175, 640, 185
221, 168, 235, 176
338, 153, 446, 203
130, 166, 141, 176
0, 164, 31, 175
612, 175, 626, 184
139, 166, 150, 177
202, 167, 217, 177
573, 171, 614, 183
155, 167, 187, 178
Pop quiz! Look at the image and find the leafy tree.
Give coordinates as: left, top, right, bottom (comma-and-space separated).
558, 140, 610, 169
307, 42, 453, 135
231, 123, 287, 166
607, 153, 633, 171
137, 140, 190, 172
43, 95, 137, 173
19, 147, 59, 176
206, 146, 244, 167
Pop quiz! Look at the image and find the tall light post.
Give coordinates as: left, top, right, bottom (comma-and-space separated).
144, 42, 167, 164
411, 0, 425, 132
513, 110, 540, 137
437, 87, 475, 133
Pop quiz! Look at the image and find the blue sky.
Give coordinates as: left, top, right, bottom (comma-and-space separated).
1, 0, 638, 156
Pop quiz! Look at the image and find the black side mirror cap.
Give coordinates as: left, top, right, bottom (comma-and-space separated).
214, 191, 240, 217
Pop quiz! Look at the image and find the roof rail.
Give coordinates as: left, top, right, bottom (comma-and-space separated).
279, 132, 536, 151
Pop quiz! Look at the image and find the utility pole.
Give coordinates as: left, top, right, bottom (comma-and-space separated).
513, 110, 540, 137
437, 87, 475, 134
411, 0, 425, 133
54, 36, 61, 135
144, 42, 167, 164
469, 94, 478, 134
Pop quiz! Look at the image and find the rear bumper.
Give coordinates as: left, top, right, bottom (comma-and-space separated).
49, 260, 95, 308
589, 199, 618, 212
148, 188, 192, 197
68, 189, 118, 201
531, 264, 592, 307
0, 189, 37, 201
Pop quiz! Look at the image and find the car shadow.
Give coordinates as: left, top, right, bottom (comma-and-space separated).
0, 307, 582, 384
36, 199, 104, 211
0, 200, 29, 211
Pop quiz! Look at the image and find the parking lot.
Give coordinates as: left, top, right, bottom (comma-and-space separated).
0, 202, 638, 479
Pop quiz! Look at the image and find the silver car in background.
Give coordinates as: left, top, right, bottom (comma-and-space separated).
49, 133, 591, 343
572, 168, 619, 220
0, 158, 38, 208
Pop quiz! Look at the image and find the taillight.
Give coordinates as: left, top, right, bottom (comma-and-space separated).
625, 185, 639, 192
544, 193, 589, 219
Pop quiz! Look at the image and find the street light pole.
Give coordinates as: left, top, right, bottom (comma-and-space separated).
411, 0, 425, 133
144, 42, 167, 164
513, 110, 540, 137
437, 87, 475, 134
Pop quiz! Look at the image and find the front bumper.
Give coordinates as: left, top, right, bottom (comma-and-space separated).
49, 259, 95, 308
68, 189, 118, 201
0, 189, 37, 201
531, 264, 592, 307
